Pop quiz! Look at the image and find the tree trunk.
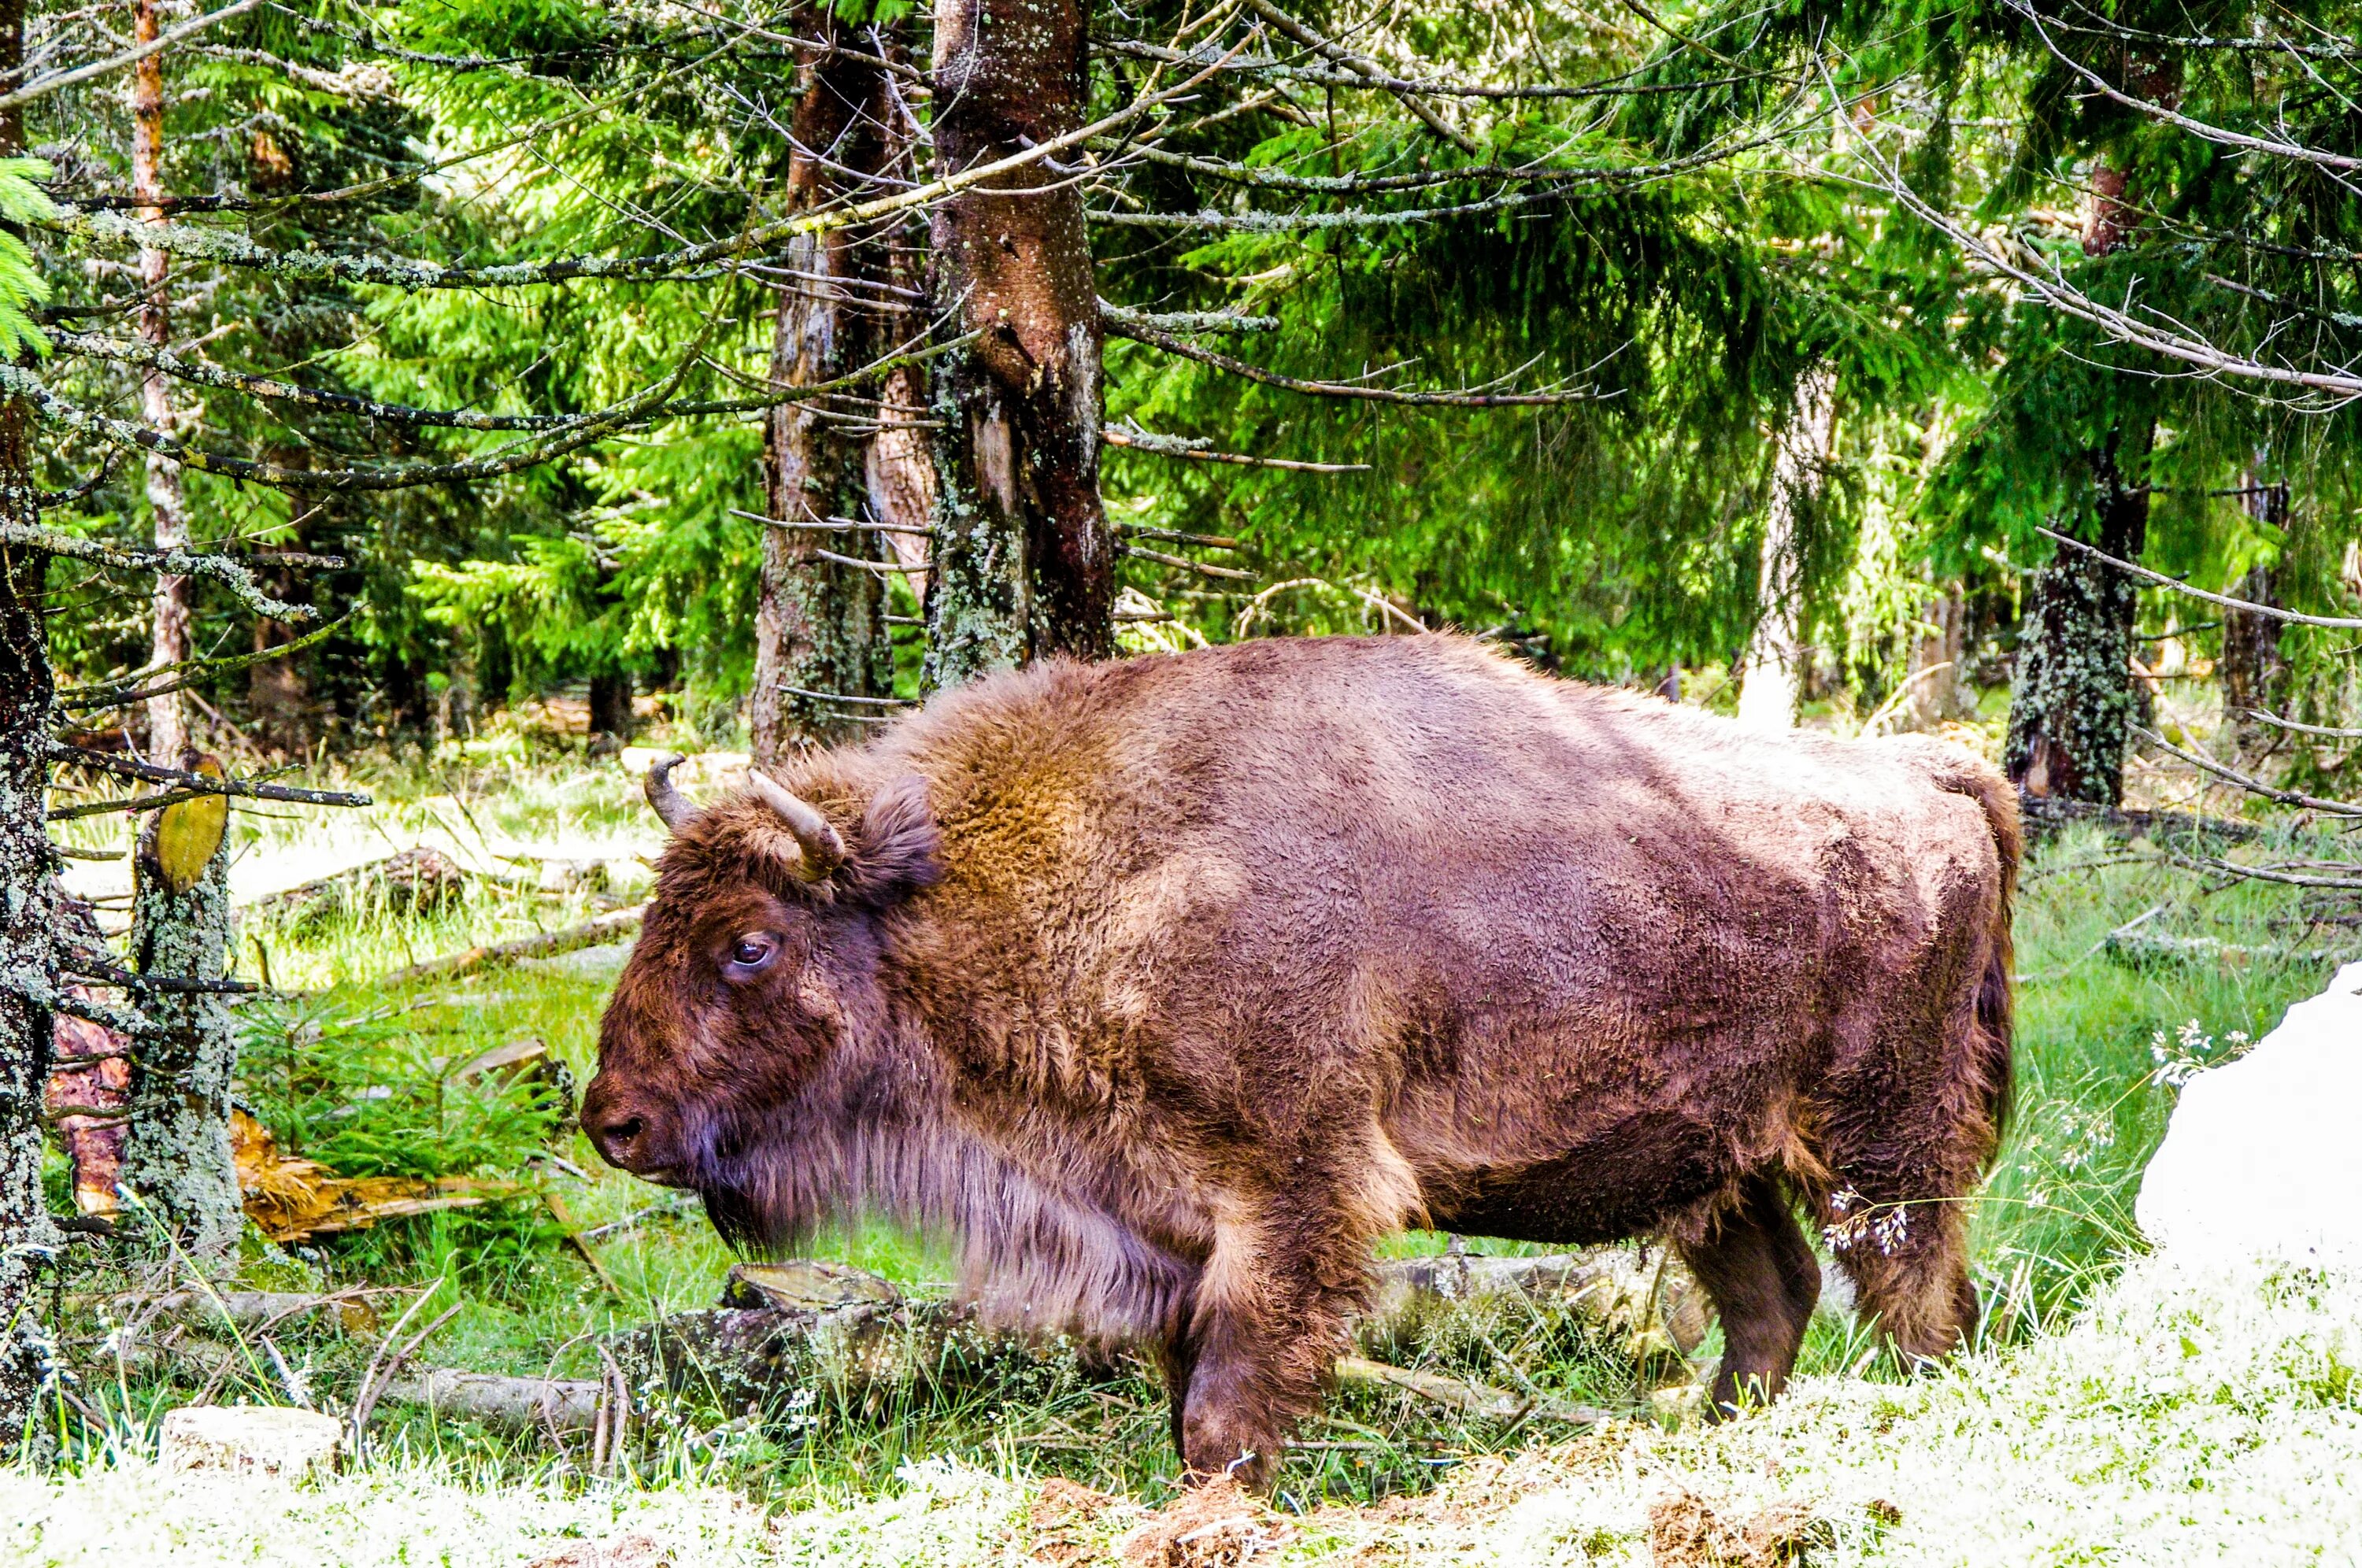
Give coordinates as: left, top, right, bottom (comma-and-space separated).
2005, 156, 2157, 807
587, 669, 634, 748
921, 0, 1113, 690
120, 772, 241, 1257
1905, 588, 1969, 730
2221, 479, 2287, 753
0, 0, 60, 1449
2005, 440, 2152, 804
749, 22, 900, 766
132, 0, 189, 762
1734, 364, 1838, 731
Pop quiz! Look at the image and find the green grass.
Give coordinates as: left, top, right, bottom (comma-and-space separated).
40, 756, 2361, 1534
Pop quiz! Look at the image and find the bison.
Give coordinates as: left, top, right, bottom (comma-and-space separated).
585, 634, 2017, 1484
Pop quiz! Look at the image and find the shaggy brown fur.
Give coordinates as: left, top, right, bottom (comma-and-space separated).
586, 634, 2018, 1485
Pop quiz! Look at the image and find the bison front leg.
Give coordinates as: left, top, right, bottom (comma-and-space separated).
1678, 1175, 1820, 1418
1174, 1178, 1391, 1488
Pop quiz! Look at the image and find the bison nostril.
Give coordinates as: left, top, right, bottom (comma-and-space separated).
604, 1115, 645, 1146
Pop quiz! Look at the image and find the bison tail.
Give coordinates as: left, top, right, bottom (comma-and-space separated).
1925, 749, 2021, 1142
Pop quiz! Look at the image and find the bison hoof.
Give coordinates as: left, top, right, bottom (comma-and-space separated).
1181, 1409, 1277, 1490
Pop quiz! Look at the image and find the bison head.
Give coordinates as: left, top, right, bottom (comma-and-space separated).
583, 756, 940, 1243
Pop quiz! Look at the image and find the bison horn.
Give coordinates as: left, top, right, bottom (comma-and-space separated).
644, 753, 695, 830
748, 768, 846, 878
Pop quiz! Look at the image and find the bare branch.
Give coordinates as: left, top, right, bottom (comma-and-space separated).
2245, 710, 2362, 741
1108, 314, 1599, 406
1118, 542, 1257, 580
1836, 88, 2362, 405
1103, 424, 1369, 472
46, 745, 372, 815
42, 35, 1248, 291
1098, 300, 1277, 335
2136, 727, 2362, 817
0, 516, 318, 621
61, 616, 349, 710
1238, 0, 1479, 156
0, 0, 262, 111
2008, 0, 2361, 173
2038, 527, 2362, 628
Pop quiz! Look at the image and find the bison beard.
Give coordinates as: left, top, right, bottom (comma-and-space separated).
587, 634, 2019, 1487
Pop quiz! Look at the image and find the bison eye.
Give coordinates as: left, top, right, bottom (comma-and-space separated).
726, 934, 779, 974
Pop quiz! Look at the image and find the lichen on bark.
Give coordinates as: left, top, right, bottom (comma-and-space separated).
2005, 441, 2153, 806
120, 791, 241, 1258
0, 458, 56, 1445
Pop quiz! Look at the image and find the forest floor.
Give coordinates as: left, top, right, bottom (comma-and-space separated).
19, 712, 2362, 1565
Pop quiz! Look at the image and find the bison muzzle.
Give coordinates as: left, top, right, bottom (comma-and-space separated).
586, 634, 2017, 1485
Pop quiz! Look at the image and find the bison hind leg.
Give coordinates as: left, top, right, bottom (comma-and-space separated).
1676, 1174, 1820, 1420
1828, 1196, 1979, 1366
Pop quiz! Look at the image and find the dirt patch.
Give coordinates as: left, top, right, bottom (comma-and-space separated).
1647, 1488, 1831, 1566
524, 1530, 671, 1568
1027, 1478, 1120, 1566
1118, 1480, 1294, 1568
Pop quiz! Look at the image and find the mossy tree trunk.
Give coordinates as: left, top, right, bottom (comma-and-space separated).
749, 18, 898, 764
921, 0, 1113, 690
0, 0, 59, 1448
2005, 438, 2153, 805
2005, 153, 2160, 809
120, 778, 240, 1258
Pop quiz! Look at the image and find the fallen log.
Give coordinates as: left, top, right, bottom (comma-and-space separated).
376, 1249, 1701, 1437
383, 907, 645, 987
387, 1368, 606, 1433
1332, 1355, 1610, 1426
245, 847, 478, 930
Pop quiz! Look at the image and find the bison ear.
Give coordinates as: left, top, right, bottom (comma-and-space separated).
844, 774, 941, 905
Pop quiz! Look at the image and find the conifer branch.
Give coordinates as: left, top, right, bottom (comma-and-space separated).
42, 36, 1249, 292
0, 0, 262, 112
1107, 316, 1601, 406
0, 513, 317, 620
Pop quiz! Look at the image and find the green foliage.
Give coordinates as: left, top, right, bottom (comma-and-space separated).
0, 157, 51, 361
236, 994, 562, 1181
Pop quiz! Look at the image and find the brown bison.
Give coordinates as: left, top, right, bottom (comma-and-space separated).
585, 634, 2016, 1484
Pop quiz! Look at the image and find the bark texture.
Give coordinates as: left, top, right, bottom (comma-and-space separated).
1905, 589, 1971, 730
121, 784, 241, 1256
132, 0, 190, 761
921, 0, 1113, 690
749, 22, 904, 764
0, 0, 60, 1448
2221, 481, 2287, 753
1734, 364, 1838, 732
2005, 443, 2152, 804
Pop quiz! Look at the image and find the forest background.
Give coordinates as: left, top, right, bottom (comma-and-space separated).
0, 0, 2358, 1559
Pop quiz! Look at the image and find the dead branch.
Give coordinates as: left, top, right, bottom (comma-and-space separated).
0, 0, 261, 110
1839, 99, 2362, 404
1118, 542, 1258, 581
2158, 849, 2362, 892
1333, 1355, 1609, 1425
381, 907, 646, 987
2245, 710, 2362, 741
1098, 301, 1278, 335
1239, 0, 1479, 155
2137, 728, 2362, 817
2038, 529, 2362, 629
60, 616, 350, 709
1108, 314, 1597, 406
1103, 424, 1369, 472
0, 514, 319, 622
